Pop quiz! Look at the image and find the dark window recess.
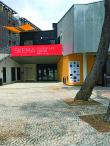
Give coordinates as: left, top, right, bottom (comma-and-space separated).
17, 67, 21, 80
20, 30, 57, 45
57, 36, 60, 44
50, 40, 55, 44
11, 67, 16, 81
24, 40, 33, 45
12, 41, 16, 45
37, 64, 57, 81
9, 31, 11, 35
9, 40, 11, 46
13, 23, 16, 26
3, 67, 6, 83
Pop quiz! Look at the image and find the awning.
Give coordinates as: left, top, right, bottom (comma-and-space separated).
4, 24, 35, 33
18, 24, 34, 31
11, 56, 61, 64
4, 26, 21, 33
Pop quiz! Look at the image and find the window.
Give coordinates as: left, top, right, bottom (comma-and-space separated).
8, 40, 11, 46
24, 40, 33, 45
50, 40, 55, 44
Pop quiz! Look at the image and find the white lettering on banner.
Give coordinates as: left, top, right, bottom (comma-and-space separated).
25, 48, 31, 52
14, 48, 21, 53
50, 47, 54, 50
31, 48, 36, 53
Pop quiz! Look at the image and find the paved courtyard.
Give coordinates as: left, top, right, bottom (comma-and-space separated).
0, 83, 110, 146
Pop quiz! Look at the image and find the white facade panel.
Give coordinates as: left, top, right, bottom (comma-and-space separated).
57, 1, 109, 54
0, 56, 21, 84
57, 7, 74, 55
74, 1, 105, 53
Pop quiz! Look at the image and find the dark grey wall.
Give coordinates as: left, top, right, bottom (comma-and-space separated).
20, 30, 58, 46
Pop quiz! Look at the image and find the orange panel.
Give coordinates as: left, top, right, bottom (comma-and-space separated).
87, 54, 95, 74
18, 24, 34, 31
4, 24, 34, 33
4, 26, 21, 33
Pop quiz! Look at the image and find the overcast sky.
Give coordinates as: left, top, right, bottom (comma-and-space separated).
2, 0, 102, 30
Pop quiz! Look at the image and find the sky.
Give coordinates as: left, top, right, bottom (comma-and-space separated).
1, 0, 102, 30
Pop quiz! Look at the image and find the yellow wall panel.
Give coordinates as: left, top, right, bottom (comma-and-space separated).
57, 53, 83, 85
87, 54, 95, 74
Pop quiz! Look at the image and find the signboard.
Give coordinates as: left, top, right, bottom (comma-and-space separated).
69, 61, 80, 83
11, 44, 62, 57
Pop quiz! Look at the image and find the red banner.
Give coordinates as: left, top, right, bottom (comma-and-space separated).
11, 44, 62, 57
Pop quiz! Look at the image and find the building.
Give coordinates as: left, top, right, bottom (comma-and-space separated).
0, 1, 41, 84
57, 0, 110, 86
0, 0, 109, 86
0, 1, 40, 54
0, 1, 19, 53
11, 24, 62, 82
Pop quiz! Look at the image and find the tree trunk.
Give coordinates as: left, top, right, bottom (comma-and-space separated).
74, 0, 110, 101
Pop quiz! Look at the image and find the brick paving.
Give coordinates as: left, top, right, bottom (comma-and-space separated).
0, 83, 109, 146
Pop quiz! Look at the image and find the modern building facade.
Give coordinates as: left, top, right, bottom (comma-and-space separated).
0, 1, 40, 54
57, 1, 110, 86
0, 1, 40, 84
11, 24, 62, 82
0, 1, 19, 53
0, 0, 109, 86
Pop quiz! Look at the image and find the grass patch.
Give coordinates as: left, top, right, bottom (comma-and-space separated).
80, 114, 110, 132
64, 98, 100, 106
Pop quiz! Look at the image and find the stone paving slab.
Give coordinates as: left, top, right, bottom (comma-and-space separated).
0, 83, 109, 146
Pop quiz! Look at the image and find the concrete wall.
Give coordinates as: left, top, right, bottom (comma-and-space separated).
57, 1, 109, 54
57, 6, 74, 55
0, 57, 21, 84
74, 1, 105, 53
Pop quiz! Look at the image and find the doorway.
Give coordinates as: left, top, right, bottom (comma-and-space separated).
3, 67, 6, 83
37, 64, 57, 81
17, 67, 21, 80
11, 67, 16, 81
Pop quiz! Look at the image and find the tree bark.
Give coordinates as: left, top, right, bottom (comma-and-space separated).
74, 0, 110, 101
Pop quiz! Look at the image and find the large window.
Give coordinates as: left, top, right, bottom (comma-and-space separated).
37, 64, 57, 81
24, 40, 33, 45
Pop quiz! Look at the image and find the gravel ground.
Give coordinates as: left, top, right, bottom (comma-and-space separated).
0, 83, 109, 146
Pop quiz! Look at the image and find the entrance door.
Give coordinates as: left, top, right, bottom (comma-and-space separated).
24, 67, 32, 81
11, 67, 16, 81
3, 67, 6, 83
37, 64, 57, 81
17, 67, 21, 80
